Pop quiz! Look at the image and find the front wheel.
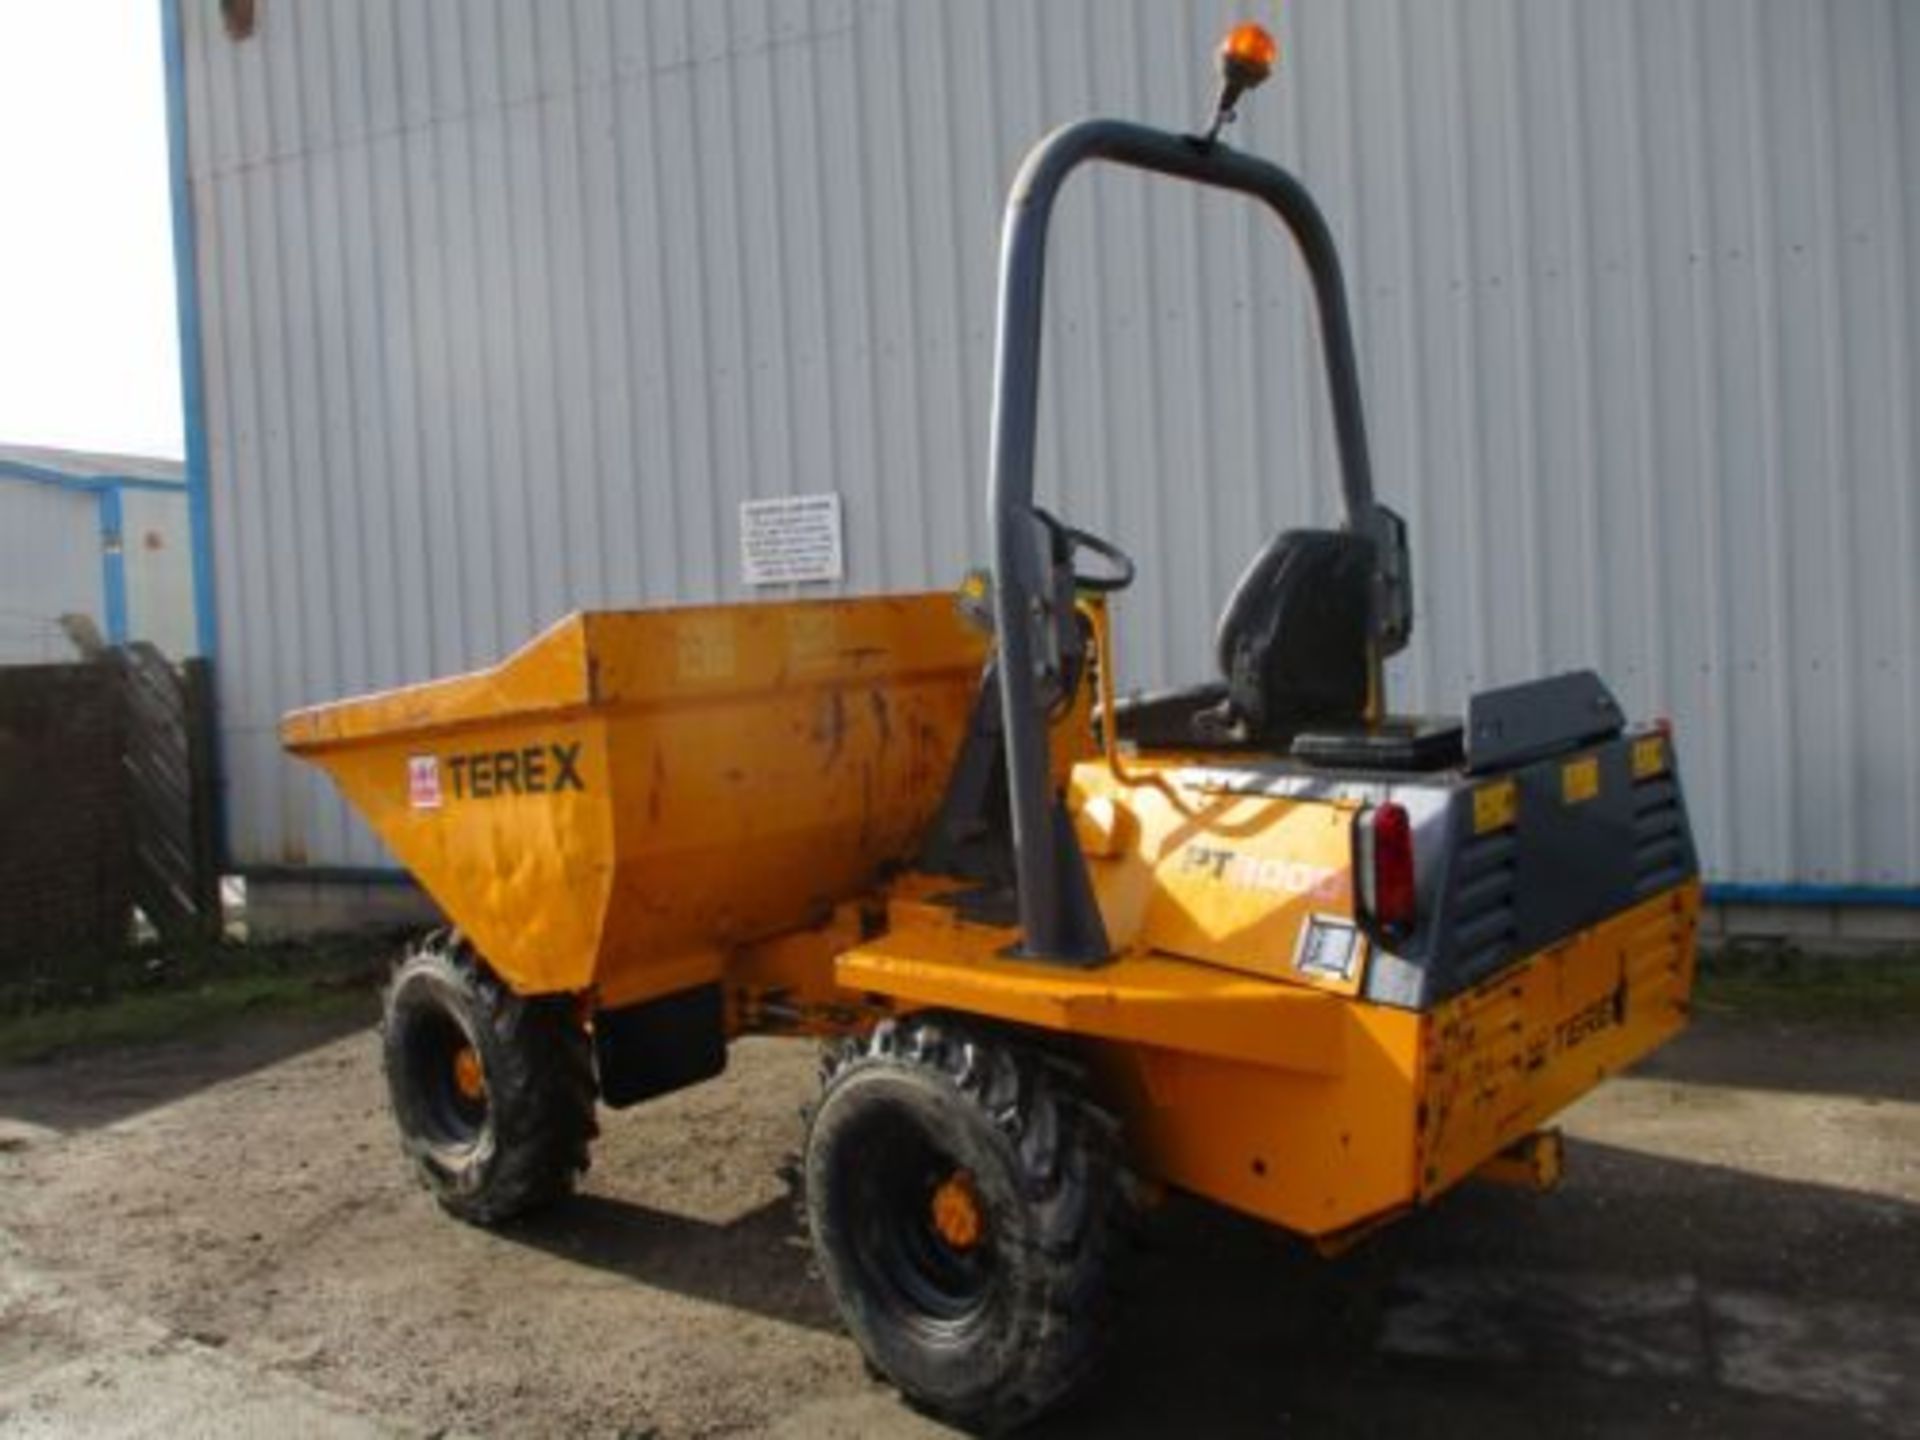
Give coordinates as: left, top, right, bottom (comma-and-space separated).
803, 1017, 1125, 1432
381, 935, 596, 1224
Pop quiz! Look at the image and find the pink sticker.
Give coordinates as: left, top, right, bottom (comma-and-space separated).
408, 754, 442, 809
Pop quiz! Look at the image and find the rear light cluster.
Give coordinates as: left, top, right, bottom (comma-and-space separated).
1356, 801, 1416, 937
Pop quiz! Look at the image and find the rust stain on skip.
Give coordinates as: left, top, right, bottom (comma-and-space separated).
858, 762, 876, 850
815, 690, 848, 772
648, 746, 666, 825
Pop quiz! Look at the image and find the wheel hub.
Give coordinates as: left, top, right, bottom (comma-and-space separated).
930, 1169, 984, 1252
451, 1043, 486, 1103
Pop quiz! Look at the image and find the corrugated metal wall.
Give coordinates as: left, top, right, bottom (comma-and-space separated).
180, 0, 1918, 890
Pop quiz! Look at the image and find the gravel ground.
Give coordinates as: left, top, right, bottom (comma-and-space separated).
0, 1005, 1915, 1438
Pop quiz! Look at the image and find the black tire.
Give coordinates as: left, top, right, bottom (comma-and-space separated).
803, 1016, 1125, 1433
381, 934, 596, 1225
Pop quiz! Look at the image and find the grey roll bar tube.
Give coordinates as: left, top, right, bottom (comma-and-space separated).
987, 119, 1381, 960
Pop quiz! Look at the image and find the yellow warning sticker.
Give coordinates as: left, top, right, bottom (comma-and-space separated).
1473, 780, 1518, 834
1631, 735, 1666, 781
1561, 756, 1601, 805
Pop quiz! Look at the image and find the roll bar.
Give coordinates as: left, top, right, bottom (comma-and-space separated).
987, 119, 1381, 959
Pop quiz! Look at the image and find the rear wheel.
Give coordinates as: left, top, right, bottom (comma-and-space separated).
803, 1017, 1125, 1433
381, 935, 596, 1224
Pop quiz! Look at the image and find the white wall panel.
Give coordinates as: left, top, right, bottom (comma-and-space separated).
0, 485, 98, 664
180, 0, 1919, 890
120, 488, 196, 661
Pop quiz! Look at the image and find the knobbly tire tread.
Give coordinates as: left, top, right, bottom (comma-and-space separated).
382, 932, 597, 1225
802, 1015, 1129, 1434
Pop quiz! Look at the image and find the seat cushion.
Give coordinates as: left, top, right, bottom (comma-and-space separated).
1103, 682, 1230, 749
1290, 716, 1465, 771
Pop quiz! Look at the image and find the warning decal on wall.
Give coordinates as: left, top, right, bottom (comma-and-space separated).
740, 493, 844, 586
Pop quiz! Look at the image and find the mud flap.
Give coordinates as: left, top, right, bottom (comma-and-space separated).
593, 983, 727, 1107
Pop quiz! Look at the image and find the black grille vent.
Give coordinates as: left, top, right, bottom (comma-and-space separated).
1449, 828, 1518, 982
1631, 775, 1689, 896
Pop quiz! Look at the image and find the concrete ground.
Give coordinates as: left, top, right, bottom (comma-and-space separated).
0, 1005, 1914, 1438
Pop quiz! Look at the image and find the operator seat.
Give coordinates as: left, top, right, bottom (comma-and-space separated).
1110, 528, 1374, 750
1216, 528, 1375, 737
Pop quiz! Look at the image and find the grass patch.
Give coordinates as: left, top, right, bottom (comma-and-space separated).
1696, 940, 1920, 1023
0, 933, 400, 1065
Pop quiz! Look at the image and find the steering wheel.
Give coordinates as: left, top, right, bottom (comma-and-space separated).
1032, 507, 1137, 594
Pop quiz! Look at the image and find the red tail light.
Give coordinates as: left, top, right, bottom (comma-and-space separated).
1360, 801, 1416, 935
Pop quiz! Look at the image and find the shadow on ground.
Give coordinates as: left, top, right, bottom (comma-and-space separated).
1052, 1139, 1918, 1438
498, 1133, 1918, 1438
0, 1004, 376, 1133
1634, 1011, 1920, 1104
504, 1191, 842, 1335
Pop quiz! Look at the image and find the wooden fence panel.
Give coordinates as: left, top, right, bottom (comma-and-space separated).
117, 644, 220, 942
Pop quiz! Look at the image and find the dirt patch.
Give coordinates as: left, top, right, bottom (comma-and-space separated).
1, 1010, 1916, 1437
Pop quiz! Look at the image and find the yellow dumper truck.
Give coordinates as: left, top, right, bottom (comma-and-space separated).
285, 27, 1699, 1431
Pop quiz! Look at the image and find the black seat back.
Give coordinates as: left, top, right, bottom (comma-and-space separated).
1214, 529, 1374, 740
